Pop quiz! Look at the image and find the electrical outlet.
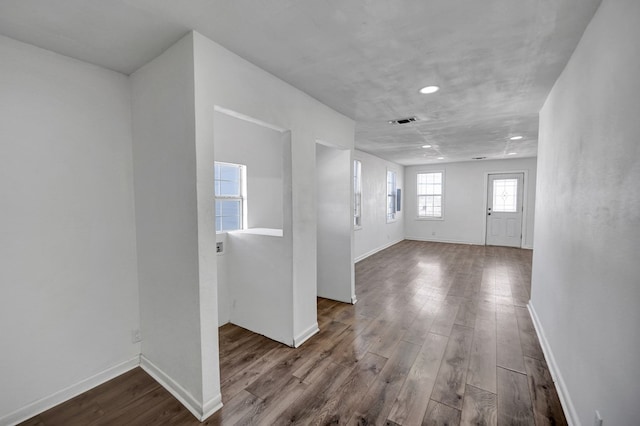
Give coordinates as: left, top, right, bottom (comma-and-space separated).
216, 241, 224, 254
131, 329, 142, 343
594, 410, 603, 426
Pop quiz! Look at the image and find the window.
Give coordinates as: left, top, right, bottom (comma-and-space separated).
215, 162, 246, 232
417, 171, 443, 218
354, 160, 362, 228
386, 170, 397, 222
492, 178, 518, 212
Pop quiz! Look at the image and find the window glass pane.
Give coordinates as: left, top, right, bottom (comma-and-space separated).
215, 164, 240, 197
216, 200, 241, 232
219, 164, 239, 181
492, 179, 518, 212
387, 170, 397, 221
219, 180, 239, 197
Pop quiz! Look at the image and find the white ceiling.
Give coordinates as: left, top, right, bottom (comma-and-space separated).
0, 0, 601, 165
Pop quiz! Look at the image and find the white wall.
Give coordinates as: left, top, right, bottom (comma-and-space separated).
131, 33, 221, 419
0, 35, 140, 423
316, 144, 355, 303
530, 1, 640, 425
405, 158, 537, 248
226, 230, 293, 345
215, 233, 230, 325
192, 31, 355, 346
353, 150, 405, 262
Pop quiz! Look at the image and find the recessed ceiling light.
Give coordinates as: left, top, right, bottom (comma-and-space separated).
510, 135, 523, 140
508, 152, 517, 155
437, 156, 444, 160
421, 144, 432, 148
419, 85, 440, 94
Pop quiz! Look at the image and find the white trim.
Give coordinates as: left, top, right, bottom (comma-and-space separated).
416, 169, 445, 220
140, 355, 222, 422
214, 161, 247, 232
293, 323, 320, 348
482, 169, 529, 248
386, 168, 398, 223
528, 302, 579, 426
351, 295, 358, 304
353, 159, 363, 230
1, 356, 139, 426
405, 236, 483, 246
201, 394, 224, 422
355, 238, 404, 263
213, 105, 287, 133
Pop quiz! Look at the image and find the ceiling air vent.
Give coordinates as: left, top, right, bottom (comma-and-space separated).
388, 116, 419, 125
472, 156, 487, 160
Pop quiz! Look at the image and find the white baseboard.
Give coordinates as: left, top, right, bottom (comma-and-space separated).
355, 238, 403, 263
201, 393, 224, 422
405, 236, 482, 245
528, 302, 579, 426
293, 322, 319, 348
2, 356, 139, 426
139, 355, 222, 422
406, 236, 534, 250
351, 295, 357, 304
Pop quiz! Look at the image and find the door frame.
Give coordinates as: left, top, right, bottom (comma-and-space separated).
315, 139, 356, 304
481, 169, 529, 248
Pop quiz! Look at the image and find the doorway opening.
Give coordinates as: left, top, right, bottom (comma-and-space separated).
315, 142, 355, 304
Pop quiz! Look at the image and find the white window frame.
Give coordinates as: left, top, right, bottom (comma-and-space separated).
386, 169, 397, 223
416, 170, 445, 220
353, 160, 362, 229
215, 161, 247, 233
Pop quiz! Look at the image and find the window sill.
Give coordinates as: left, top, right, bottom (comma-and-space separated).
416, 216, 444, 221
228, 227, 283, 237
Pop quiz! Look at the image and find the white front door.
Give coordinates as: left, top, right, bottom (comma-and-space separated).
486, 173, 524, 247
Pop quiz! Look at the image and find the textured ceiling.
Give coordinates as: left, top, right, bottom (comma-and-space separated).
0, 0, 601, 165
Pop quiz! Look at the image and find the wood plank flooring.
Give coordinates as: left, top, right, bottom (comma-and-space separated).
22, 241, 566, 425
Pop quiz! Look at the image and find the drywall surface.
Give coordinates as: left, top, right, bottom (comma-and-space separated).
193, 31, 354, 344
0, 35, 139, 421
531, 1, 640, 424
404, 158, 537, 248
132, 32, 220, 416
353, 150, 404, 261
317, 144, 354, 303
216, 233, 230, 325
225, 232, 293, 344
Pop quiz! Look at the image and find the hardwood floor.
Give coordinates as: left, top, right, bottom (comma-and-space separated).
22, 241, 567, 425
